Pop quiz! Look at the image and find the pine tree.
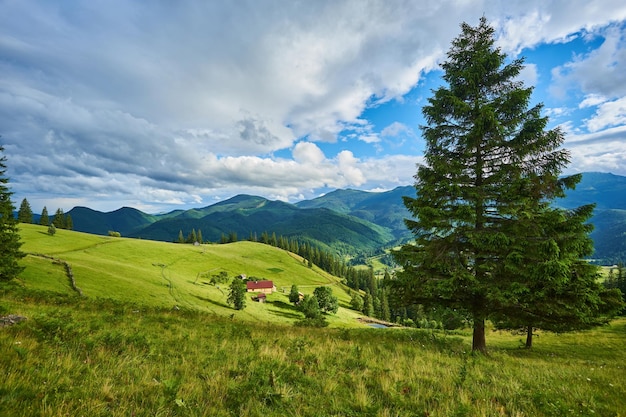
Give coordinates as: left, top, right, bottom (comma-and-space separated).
197, 229, 203, 244
17, 198, 33, 223
350, 291, 364, 312
177, 230, 184, 244
52, 208, 65, 229
39, 206, 49, 226
362, 291, 374, 317
65, 213, 73, 230
492, 203, 623, 347
392, 18, 606, 352
0, 146, 25, 281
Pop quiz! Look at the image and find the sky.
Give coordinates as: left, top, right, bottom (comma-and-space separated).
2, 1, 626, 214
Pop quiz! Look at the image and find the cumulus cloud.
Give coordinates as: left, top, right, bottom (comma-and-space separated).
584, 97, 626, 132
1, 1, 625, 211
551, 24, 626, 99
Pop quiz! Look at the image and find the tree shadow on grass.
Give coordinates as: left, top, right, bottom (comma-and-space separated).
192, 294, 230, 309
266, 300, 302, 320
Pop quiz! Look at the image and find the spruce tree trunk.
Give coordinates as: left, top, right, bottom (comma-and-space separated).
525, 325, 533, 348
472, 317, 487, 353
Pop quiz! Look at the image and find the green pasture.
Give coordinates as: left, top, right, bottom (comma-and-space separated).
17, 224, 361, 327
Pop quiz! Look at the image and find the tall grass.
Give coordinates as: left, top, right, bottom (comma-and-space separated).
1, 287, 625, 416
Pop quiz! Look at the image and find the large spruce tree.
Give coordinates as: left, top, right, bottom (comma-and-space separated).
0, 146, 25, 281
392, 18, 618, 352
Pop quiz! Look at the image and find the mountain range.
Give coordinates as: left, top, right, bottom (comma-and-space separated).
64, 172, 626, 264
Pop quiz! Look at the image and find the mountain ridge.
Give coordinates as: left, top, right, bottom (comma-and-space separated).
64, 173, 626, 263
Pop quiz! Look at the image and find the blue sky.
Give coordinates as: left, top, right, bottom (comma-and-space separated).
1, 1, 626, 213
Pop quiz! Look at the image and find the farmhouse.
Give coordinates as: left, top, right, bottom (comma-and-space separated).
246, 280, 276, 294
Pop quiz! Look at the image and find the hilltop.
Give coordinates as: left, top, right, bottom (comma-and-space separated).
16, 223, 361, 327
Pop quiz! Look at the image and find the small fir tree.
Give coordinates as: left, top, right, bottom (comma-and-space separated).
0, 146, 26, 281
17, 198, 33, 223
350, 292, 364, 312
39, 206, 49, 226
52, 208, 65, 229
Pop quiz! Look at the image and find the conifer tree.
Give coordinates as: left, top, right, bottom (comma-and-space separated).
17, 198, 33, 223
52, 208, 65, 229
39, 206, 49, 226
65, 213, 73, 230
0, 146, 25, 281
392, 18, 619, 352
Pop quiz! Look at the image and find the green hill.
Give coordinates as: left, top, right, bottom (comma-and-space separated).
17, 224, 361, 327
130, 196, 394, 255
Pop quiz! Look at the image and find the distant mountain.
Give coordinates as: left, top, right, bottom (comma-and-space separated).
53, 172, 626, 263
68, 206, 159, 236
130, 195, 395, 255
557, 172, 626, 210
296, 186, 415, 242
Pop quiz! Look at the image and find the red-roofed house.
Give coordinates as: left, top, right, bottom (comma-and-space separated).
246, 280, 276, 294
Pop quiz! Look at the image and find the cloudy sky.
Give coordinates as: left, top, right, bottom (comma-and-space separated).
2, 1, 626, 213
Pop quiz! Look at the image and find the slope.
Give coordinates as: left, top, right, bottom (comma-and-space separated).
17, 224, 360, 326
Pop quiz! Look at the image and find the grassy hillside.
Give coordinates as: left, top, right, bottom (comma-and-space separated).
2, 224, 626, 415
2, 281, 625, 416
17, 224, 361, 327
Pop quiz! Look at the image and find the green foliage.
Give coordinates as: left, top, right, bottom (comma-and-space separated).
350, 291, 363, 312
296, 294, 328, 327
108, 231, 121, 237
362, 291, 374, 317
17, 198, 33, 223
392, 18, 607, 352
313, 286, 338, 314
227, 278, 247, 310
209, 270, 229, 285
39, 206, 49, 226
288, 284, 300, 305
0, 145, 25, 281
47, 224, 56, 236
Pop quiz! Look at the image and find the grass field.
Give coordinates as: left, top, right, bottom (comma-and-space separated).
17, 224, 361, 327
1, 224, 625, 416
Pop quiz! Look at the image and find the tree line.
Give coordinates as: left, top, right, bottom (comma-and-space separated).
17, 198, 73, 230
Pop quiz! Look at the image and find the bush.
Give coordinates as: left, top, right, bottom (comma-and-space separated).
108, 231, 121, 237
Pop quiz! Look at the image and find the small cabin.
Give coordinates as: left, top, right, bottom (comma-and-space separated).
253, 293, 267, 303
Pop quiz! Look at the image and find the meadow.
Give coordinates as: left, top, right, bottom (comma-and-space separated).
0, 224, 625, 416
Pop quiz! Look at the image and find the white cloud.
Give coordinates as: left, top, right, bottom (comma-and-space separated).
551, 24, 626, 99
381, 122, 412, 138
292, 142, 326, 165
585, 97, 626, 132
1, 1, 625, 211
579, 94, 608, 109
